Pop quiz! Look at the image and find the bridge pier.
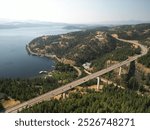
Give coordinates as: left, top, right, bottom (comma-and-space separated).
119, 67, 122, 76
62, 92, 66, 99
97, 77, 100, 90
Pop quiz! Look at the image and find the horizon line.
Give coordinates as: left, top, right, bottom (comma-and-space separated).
0, 18, 150, 25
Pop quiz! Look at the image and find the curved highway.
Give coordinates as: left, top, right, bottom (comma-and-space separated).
5, 35, 148, 113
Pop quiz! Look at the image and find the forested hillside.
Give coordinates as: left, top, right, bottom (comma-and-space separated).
28, 31, 118, 64
139, 50, 150, 67
108, 23, 150, 68
20, 86, 150, 113
109, 23, 150, 41
0, 63, 77, 102
1, 23, 150, 113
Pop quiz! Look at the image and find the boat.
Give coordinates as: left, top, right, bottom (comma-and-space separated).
39, 71, 48, 74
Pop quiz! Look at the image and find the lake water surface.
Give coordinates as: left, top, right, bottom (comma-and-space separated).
0, 25, 77, 78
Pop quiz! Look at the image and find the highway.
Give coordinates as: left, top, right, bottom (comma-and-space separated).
5, 36, 148, 113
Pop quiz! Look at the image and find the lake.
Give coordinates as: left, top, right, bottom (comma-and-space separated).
0, 25, 78, 78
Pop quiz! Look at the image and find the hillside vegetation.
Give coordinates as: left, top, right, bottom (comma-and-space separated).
108, 23, 150, 68
29, 29, 141, 66
0, 63, 77, 102
139, 50, 150, 67
1, 23, 150, 113
109, 23, 150, 42
20, 86, 150, 113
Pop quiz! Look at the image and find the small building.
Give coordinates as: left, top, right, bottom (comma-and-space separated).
82, 62, 91, 70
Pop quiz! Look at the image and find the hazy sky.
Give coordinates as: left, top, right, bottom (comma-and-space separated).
0, 0, 150, 24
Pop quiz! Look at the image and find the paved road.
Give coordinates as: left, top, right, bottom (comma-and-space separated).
5, 37, 148, 113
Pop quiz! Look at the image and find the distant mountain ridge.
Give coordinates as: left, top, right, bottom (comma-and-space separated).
1, 19, 149, 30
0, 21, 69, 29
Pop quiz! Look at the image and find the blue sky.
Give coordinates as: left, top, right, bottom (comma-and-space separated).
0, 0, 150, 23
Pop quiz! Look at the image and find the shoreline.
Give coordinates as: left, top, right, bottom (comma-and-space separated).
26, 45, 58, 75
26, 45, 82, 77
26, 45, 59, 61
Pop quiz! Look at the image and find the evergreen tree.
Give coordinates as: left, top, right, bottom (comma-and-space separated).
128, 77, 139, 90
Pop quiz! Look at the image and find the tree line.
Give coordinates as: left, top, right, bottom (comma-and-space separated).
20, 85, 150, 113
0, 63, 77, 102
